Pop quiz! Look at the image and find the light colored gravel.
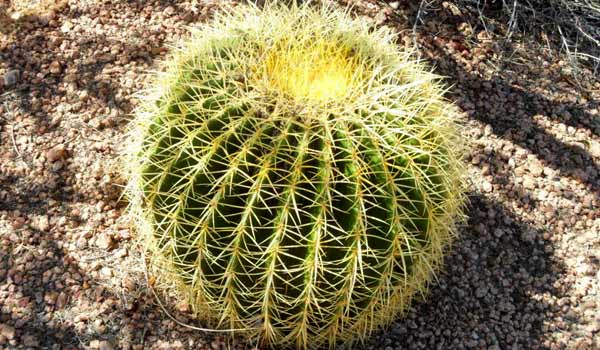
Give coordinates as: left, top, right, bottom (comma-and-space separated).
0, 1, 598, 349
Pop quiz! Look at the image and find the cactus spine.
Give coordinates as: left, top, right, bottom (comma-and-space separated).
125, 2, 466, 349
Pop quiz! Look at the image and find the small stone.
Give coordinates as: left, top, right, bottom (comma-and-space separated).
210, 340, 221, 350
177, 300, 190, 313
115, 248, 128, 258
93, 319, 105, 333
100, 117, 115, 128
10, 11, 23, 21
481, 180, 493, 193
61, 20, 73, 33
389, 1, 400, 9
88, 118, 102, 129
33, 215, 50, 232
79, 90, 89, 101
51, 160, 64, 171
47, 144, 68, 162
484, 124, 493, 136
0, 324, 15, 340
49, 61, 62, 74
57, 292, 68, 309
100, 267, 113, 278
528, 161, 544, 177
374, 11, 387, 25
590, 142, 600, 158
95, 234, 114, 250
122, 277, 136, 291
76, 237, 87, 249
523, 177, 536, 190
22, 334, 39, 347
3, 69, 19, 86
44, 291, 58, 305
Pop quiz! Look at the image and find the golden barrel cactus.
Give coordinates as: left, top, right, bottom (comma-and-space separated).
125, 2, 466, 349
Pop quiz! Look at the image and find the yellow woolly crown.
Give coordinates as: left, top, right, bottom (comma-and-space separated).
262, 37, 362, 101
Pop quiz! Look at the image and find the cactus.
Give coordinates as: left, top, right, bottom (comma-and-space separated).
125, 2, 466, 349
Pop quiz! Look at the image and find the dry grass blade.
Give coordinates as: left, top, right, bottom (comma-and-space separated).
448, 0, 600, 74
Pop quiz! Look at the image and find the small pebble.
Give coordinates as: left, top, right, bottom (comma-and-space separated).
3, 69, 20, 86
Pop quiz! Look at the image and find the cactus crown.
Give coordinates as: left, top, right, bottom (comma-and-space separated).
262, 37, 361, 101
125, 2, 466, 349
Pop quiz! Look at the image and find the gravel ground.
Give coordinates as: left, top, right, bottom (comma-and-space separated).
0, 1, 598, 349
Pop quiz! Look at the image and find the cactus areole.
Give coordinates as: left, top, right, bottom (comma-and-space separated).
125, 3, 465, 349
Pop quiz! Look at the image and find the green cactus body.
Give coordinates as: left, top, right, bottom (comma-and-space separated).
126, 3, 465, 349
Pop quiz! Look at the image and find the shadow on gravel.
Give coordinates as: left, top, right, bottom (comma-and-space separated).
0, 164, 77, 214
0, 0, 191, 128
435, 54, 597, 196
378, 1, 599, 195
0, 237, 83, 347
361, 191, 570, 349
0, 117, 112, 348
438, 50, 600, 194
0, 1, 202, 348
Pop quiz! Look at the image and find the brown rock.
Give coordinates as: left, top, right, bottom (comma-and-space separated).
122, 277, 136, 292
44, 291, 58, 305
57, 292, 68, 309
0, 324, 15, 340
95, 233, 114, 250
523, 177, 536, 190
49, 61, 62, 74
47, 144, 68, 162
3, 69, 19, 86
528, 162, 544, 177
22, 334, 39, 347
90, 340, 114, 350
